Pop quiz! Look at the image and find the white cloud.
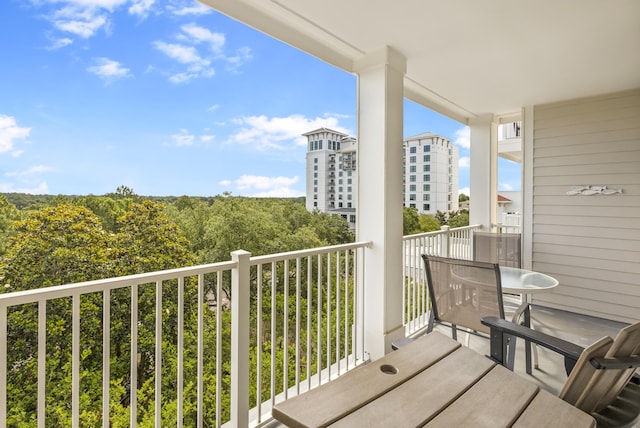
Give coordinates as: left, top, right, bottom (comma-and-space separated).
453, 126, 470, 149
5, 165, 56, 177
459, 187, 470, 197
200, 135, 215, 142
37, 0, 156, 42
208, 104, 220, 111
51, 6, 110, 38
230, 175, 303, 197
458, 156, 470, 168
153, 41, 202, 64
0, 182, 49, 195
154, 23, 251, 83
180, 23, 225, 53
227, 114, 351, 151
219, 179, 231, 186
128, 0, 155, 17
171, 129, 195, 146
0, 115, 31, 154
46, 37, 74, 50
87, 57, 131, 82
499, 182, 514, 191
169, 2, 211, 16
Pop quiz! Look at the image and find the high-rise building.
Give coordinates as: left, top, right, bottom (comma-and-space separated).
403, 132, 459, 214
304, 128, 458, 228
304, 128, 357, 228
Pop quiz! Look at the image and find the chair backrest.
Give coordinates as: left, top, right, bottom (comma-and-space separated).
473, 232, 522, 268
422, 255, 504, 334
559, 321, 640, 414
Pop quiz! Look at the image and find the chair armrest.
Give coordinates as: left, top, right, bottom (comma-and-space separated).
590, 355, 640, 370
481, 316, 585, 368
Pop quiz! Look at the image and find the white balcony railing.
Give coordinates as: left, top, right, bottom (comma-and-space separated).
0, 241, 371, 427
0, 226, 484, 427
401, 225, 482, 336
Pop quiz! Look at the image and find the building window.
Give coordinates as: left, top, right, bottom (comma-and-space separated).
410, 146, 417, 154
423, 184, 430, 191
314, 179, 317, 185
313, 187, 317, 192
347, 178, 352, 184
318, 141, 323, 149
410, 184, 416, 191
347, 186, 352, 192
410, 166, 416, 173
347, 194, 352, 200
423, 174, 430, 181
350, 215, 356, 223
423, 165, 430, 172
423, 204, 430, 211
339, 187, 343, 192
347, 202, 352, 208
313, 172, 317, 178
410, 203, 416, 208
423, 155, 430, 162
339, 171, 343, 177
314, 158, 318, 163
424, 194, 430, 201
313, 195, 317, 199
339, 202, 343, 208
348, 171, 352, 176
339, 179, 343, 184
314, 202, 317, 207
410, 175, 416, 182
409, 194, 416, 201
338, 195, 342, 200
410, 156, 416, 163
424, 145, 430, 152
314, 165, 318, 171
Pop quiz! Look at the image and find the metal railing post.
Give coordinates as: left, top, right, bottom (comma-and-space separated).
231, 250, 251, 428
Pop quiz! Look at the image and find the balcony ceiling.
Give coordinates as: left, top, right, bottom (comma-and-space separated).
200, 0, 640, 123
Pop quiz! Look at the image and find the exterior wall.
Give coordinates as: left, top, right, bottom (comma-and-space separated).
530, 89, 640, 324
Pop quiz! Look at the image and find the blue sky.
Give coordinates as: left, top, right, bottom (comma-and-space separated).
0, 0, 520, 198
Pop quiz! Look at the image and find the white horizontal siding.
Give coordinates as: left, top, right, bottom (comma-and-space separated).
530, 89, 640, 324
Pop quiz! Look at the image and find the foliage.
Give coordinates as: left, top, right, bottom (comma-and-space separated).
402, 207, 420, 235
418, 214, 442, 232
0, 194, 356, 426
458, 193, 469, 202
447, 210, 469, 228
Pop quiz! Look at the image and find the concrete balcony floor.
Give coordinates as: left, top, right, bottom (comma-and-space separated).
266, 306, 629, 427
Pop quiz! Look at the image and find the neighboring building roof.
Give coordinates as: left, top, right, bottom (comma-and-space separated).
302, 128, 349, 137
498, 194, 512, 203
404, 132, 441, 141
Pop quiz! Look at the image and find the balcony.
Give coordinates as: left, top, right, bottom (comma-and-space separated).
0, 226, 493, 427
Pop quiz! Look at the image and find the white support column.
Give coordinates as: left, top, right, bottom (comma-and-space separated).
355, 46, 406, 360
469, 115, 498, 231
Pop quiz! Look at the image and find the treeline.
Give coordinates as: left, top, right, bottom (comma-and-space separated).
0, 190, 353, 426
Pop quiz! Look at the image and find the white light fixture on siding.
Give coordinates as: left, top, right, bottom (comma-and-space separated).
566, 186, 623, 196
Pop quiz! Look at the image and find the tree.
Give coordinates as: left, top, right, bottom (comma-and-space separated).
403, 206, 420, 235
0, 204, 117, 425
448, 210, 469, 228
418, 214, 441, 232
459, 193, 469, 202
0, 195, 20, 254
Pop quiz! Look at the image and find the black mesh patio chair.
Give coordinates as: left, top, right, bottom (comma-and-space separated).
393, 255, 513, 361
482, 316, 640, 428
473, 231, 522, 268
